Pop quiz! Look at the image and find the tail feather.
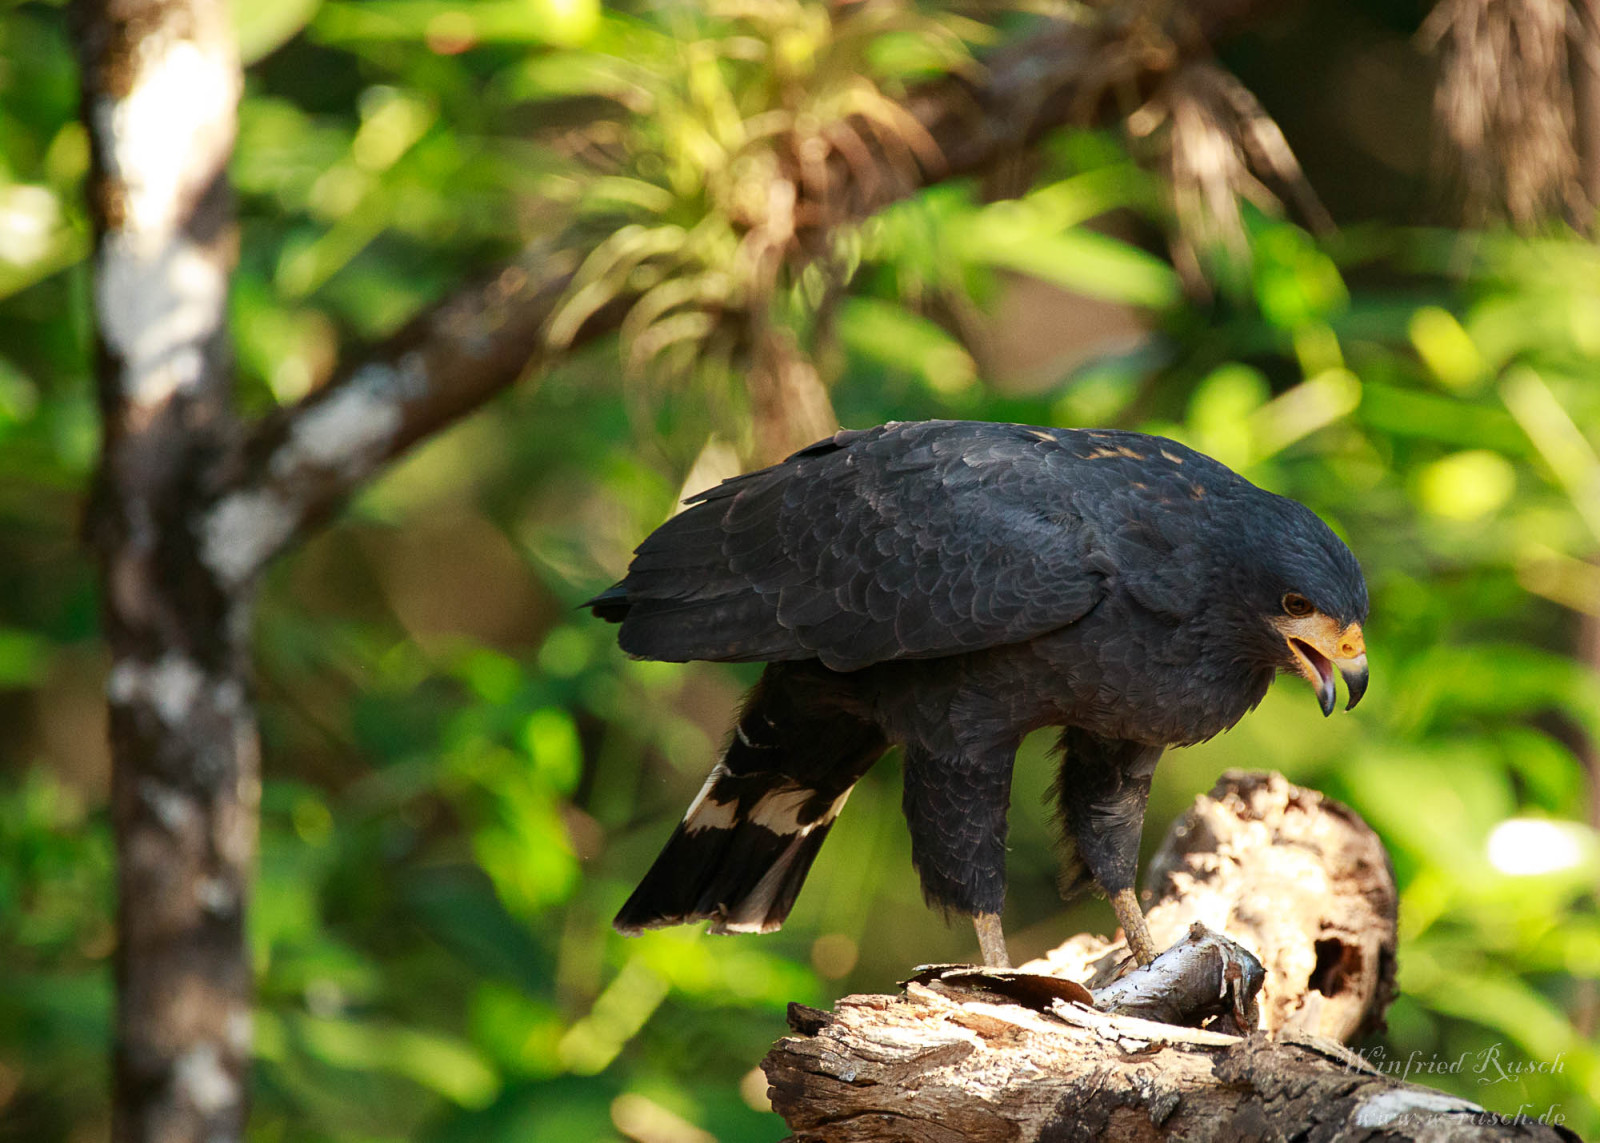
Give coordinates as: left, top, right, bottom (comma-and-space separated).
614, 665, 885, 936
614, 770, 849, 934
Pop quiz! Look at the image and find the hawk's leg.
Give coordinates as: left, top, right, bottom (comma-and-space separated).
1110, 887, 1157, 966
973, 912, 1011, 969
901, 739, 1018, 968
1056, 729, 1164, 967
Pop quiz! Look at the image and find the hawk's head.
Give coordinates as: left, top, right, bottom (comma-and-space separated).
1233, 492, 1369, 716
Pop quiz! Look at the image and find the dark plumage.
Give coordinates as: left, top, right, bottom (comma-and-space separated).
591, 420, 1370, 966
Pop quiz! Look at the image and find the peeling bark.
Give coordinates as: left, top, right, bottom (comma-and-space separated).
766, 988, 1572, 1142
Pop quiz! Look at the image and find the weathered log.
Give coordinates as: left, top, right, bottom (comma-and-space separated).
1027, 770, 1400, 1043
763, 773, 1574, 1142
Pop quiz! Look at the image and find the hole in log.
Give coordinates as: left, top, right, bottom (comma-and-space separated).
1309, 938, 1360, 997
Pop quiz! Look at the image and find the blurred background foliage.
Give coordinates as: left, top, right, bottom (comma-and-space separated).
3, 0, 1600, 1138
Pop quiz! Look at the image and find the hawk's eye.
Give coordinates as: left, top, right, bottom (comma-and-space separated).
1282, 593, 1314, 617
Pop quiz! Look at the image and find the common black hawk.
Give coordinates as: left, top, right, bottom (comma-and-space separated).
589, 420, 1369, 967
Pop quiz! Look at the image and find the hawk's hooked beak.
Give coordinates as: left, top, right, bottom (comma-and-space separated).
1274, 617, 1368, 717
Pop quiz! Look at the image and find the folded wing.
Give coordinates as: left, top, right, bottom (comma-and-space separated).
588, 421, 1118, 672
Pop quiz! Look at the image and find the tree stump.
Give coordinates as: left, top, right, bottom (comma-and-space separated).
762, 772, 1575, 1142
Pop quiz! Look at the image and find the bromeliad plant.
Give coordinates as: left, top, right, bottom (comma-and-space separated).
539, 1, 989, 459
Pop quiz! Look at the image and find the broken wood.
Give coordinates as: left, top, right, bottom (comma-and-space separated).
763, 772, 1573, 1142
1027, 770, 1400, 1043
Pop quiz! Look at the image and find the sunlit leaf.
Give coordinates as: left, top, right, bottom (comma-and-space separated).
234, 0, 322, 64
1410, 306, 1485, 392
960, 225, 1182, 309
1415, 450, 1517, 521
295, 1014, 501, 1106
837, 298, 977, 395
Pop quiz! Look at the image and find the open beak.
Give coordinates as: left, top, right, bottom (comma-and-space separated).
1279, 619, 1368, 717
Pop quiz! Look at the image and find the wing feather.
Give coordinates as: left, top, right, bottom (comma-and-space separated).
589, 421, 1220, 670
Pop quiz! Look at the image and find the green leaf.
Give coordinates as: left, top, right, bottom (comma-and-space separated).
0, 628, 49, 687
837, 298, 976, 395
295, 1014, 501, 1107
962, 225, 1181, 309
235, 0, 322, 64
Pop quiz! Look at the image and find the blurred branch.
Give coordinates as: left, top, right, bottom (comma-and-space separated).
1130, 61, 1332, 290
197, 248, 592, 591
218, 0, 1292, 576
748, 322, 840, 466
1421, 0, 1589, 226
1574, 0, 1600, 214
74, 0, 255, 1139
